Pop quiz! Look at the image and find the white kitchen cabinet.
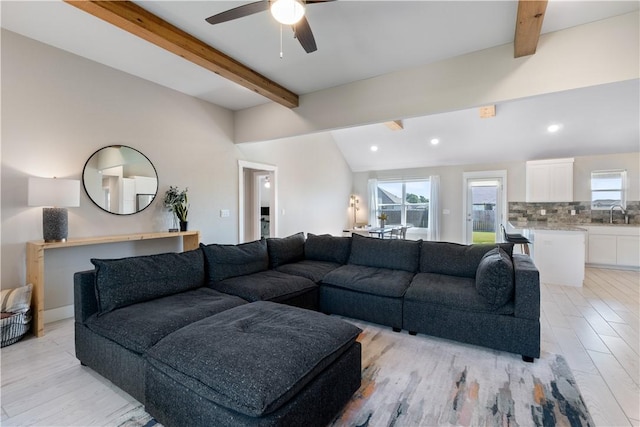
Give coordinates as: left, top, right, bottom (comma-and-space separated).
616, 236, 640, 267
585, 226, 640, 268
526, 158, 574, 202
588, 234, 617, 265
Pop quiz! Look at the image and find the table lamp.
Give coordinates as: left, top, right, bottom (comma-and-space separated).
28, 177, 80, 242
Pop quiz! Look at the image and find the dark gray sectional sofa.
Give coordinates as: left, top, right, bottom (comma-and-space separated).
74, 232, 540, 426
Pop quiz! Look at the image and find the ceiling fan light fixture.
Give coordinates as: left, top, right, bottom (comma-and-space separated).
271, 0, 305, 25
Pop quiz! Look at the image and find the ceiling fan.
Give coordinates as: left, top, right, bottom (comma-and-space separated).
205, 0, 335, 54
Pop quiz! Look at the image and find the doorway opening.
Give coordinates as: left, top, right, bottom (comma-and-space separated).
238, 161, 277, 243
462, 171, 507, 244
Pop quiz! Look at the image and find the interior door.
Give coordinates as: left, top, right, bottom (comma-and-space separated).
238, 161, 277, 243
462, 171, 507, 244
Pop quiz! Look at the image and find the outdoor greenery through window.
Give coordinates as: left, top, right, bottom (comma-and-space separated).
591, 170, 626, 210
376, 180, 430, 228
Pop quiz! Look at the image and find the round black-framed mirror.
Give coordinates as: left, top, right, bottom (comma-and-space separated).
82, 145, 158, 215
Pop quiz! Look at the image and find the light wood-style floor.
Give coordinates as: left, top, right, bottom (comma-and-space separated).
1, 267, 638, 426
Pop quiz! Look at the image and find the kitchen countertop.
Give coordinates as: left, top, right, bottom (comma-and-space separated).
578, 222, 639, 227
508, 221, 587, 232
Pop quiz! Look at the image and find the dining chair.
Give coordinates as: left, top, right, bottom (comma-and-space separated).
389, 228, 401, 239
399, 226, 408, 239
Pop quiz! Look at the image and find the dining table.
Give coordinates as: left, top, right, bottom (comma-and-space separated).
343, 226, 396, 239
366, 227, 394, 238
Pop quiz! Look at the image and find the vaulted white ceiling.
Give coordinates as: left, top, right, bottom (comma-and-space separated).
2, 1, 638, 171
331, 79, 639, 171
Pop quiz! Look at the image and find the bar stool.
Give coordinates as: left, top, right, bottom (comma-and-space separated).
500, 224, 530, 255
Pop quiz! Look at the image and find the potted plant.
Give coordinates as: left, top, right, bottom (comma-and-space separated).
377, 212, 388, 228
164, 186, 189, 231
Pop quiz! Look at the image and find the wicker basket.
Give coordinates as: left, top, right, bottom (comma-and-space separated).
1, 311, 31, 347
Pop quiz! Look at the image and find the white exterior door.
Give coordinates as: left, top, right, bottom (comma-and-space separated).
462, 171, 507, 244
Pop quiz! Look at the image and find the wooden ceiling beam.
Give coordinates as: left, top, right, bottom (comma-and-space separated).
64, 1, 299, 108
384, 120, 404, 131
514, 0, 548, 58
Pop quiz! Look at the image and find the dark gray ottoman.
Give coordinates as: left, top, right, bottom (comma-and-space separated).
145, 301, 362, 427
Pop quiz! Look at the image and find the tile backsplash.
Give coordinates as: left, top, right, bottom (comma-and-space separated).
508, 201, 639, 225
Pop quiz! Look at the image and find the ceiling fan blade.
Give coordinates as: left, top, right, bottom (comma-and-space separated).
293, 16, 317, 53
205, 1, 269, 25
305, 0, 336, 3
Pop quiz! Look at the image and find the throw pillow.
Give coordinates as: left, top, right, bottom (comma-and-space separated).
475, 247, 515, 309
267, 232, 305, 268
201, 239, 269, 283
304, 233, 351, 264
92, 249, 205, 314
0, 283, 33, 314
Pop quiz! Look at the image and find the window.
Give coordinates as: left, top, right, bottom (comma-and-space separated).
591, 170, 626, 210
375, 180, 430, 228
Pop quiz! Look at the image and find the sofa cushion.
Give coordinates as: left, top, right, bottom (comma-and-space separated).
146, 301, 362, 417
86, 288, 246, 354
348, 234, 421, 273
91, 249, 205, 314
405, 273, 514, 315
419, 242, 514, 278
275, 259, 341, 283
201, 239, 268, 283
475, 248, 515, 309
305, 234, 351, 265
267, 232, 305, 268
322, 264, 414, 298
210, 270, 317, 303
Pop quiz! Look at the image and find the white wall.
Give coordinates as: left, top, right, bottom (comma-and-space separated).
574, 152, 640, 201
352, 152, 640, 244
235, 12, 639, 143
238, 133, 353, 237
0, 29, 230, 309
0, 30, 351, 315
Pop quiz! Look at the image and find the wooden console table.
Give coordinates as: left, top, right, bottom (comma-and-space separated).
26, 231, 200, 337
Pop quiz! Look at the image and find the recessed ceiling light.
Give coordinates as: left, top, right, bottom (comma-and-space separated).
547, 124, 561, 133
370, 145, 378, 152
430, 138, 440, 145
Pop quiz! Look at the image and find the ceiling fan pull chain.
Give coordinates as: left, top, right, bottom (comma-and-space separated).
280, 24, 284, 59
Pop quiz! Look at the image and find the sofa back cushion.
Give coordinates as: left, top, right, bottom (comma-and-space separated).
201, 239, 268, 283
267, 232, 305, 268
92, 249, 205, 315
304, 233, 351, 264
348, 234, 421, 272
420, 241, 514, 278
475, 247, 514, 309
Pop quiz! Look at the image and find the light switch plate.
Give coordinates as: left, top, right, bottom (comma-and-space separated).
220, 209, 230, 218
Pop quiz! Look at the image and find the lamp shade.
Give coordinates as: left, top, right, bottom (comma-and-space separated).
28, 177, 80, 207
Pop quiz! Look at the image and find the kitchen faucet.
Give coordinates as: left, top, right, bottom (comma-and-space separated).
609, 204, 626, 224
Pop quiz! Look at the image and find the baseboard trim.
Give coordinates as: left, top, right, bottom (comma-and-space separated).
44, 304, 74, 324
586, 263, 640, 272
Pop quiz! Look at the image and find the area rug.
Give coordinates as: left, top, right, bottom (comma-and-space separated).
119, 318, 593, 427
